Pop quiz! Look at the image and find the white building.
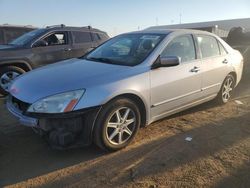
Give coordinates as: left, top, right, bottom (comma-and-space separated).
146, 18, 250, 39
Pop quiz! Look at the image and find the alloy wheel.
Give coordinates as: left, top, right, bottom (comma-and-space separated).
222, 76, 234, 103
0, 71, 20, 91
106, 107, 136, 145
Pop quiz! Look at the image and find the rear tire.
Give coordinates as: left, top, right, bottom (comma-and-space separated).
0, 66, 26, 96
215, 74, 235, 104
94, 98, 141, 151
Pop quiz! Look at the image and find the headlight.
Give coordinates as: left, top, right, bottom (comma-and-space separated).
27, 90, 85, 113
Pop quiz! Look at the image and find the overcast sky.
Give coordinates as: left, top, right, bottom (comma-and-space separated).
0, 0, 250, 36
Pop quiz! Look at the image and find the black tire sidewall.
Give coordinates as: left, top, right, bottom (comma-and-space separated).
94, 98, 141, 151
0, 66, 26, 95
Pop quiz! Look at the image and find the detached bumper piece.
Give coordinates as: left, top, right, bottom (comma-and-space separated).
7, 96, 101, 149
6, 96, 38, 127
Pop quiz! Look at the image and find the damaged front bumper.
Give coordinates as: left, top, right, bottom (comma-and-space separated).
6, 96, 38, 127
6, 96, 101, 148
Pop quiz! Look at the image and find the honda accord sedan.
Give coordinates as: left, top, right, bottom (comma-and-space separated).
7, 29, 243, 151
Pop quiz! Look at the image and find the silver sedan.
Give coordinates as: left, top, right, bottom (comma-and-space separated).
7, 29, 244, 151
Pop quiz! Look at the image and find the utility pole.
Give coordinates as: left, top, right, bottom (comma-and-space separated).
179, 13, 182, 24
156, 17, 159, 26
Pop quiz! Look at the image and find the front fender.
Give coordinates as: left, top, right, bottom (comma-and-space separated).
74, 71, 151, 121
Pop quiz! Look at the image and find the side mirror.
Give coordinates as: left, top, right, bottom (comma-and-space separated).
33, 40, 48, 48
152, 56, 180, 69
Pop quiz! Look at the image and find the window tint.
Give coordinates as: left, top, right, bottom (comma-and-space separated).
43, 32, 67, 46
72, 31, 92, 43
92, 33, 101, 41
99, 33, 108, 40
197, 35, 220, 58
218, 41, 227, 55
161, 35, 196, 63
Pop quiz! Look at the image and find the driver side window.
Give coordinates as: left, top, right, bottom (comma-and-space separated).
161, 35, 196, 63
43, 32, 68, 46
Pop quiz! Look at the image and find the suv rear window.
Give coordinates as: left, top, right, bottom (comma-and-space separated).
99, 33, 108, 40
92, 33, 101, 41
72, 31, 92, 43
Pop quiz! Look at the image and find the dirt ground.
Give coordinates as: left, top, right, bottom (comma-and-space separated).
0, 64, 250, 188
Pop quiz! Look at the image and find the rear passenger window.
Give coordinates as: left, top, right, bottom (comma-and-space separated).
197, 35, 220, 58
218, 41, 228, 55
161, 35, 196, 63
72, 31, 92, 43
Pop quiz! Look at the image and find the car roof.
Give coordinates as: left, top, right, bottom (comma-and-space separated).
44, 26, 107, 34
126, 28, 214, 36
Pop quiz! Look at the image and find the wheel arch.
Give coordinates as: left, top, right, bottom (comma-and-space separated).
107, 93, 148, 127
0, 60, 32, 72
228, 71, 237, 87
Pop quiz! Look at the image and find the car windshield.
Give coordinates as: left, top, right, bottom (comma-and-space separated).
9, 29, 46, 46
84, 33, 166, 66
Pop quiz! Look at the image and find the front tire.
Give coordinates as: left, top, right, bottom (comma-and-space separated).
215, 74, 235, 104
94, 98, 141, 151
0, 66, 26, 95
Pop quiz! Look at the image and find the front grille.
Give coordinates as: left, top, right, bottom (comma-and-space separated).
12, 97, 30, 112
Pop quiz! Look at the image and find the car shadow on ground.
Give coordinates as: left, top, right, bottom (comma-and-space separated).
24, 112, 250, 188
214, 161, 250, 188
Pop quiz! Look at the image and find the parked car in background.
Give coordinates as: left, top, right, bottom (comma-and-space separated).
226, 27, 250, 78
0, 25, 109, 95
0, 24, 36, 45
7, 29, 243, 151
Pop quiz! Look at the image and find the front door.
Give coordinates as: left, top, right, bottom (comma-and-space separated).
31, 31, 72, 67
150, 34, 202, 121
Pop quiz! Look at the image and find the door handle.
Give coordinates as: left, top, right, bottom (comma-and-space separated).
222, 59, 228, 64
64, 48, 72, 51
190, 66, 200, 73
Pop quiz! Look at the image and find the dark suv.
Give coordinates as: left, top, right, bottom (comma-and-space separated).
0, 24, 36, 45
0, 25, 109, 95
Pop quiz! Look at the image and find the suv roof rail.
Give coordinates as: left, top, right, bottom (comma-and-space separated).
81, 25, 92, 30
46, 24, 65, 28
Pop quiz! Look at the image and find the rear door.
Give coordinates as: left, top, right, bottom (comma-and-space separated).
71, 31, 94, 57
31, 31, 72, 66
150, 34, 202, 120
195, 35, 230, 97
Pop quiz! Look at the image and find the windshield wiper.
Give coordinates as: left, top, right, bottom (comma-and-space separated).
86, 57, 114, 64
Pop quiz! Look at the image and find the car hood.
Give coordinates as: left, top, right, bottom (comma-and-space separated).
10, 58, 141, 103
0, 44, 18, 50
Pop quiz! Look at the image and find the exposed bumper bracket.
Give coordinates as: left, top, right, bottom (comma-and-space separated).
6, 97, 38, 127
